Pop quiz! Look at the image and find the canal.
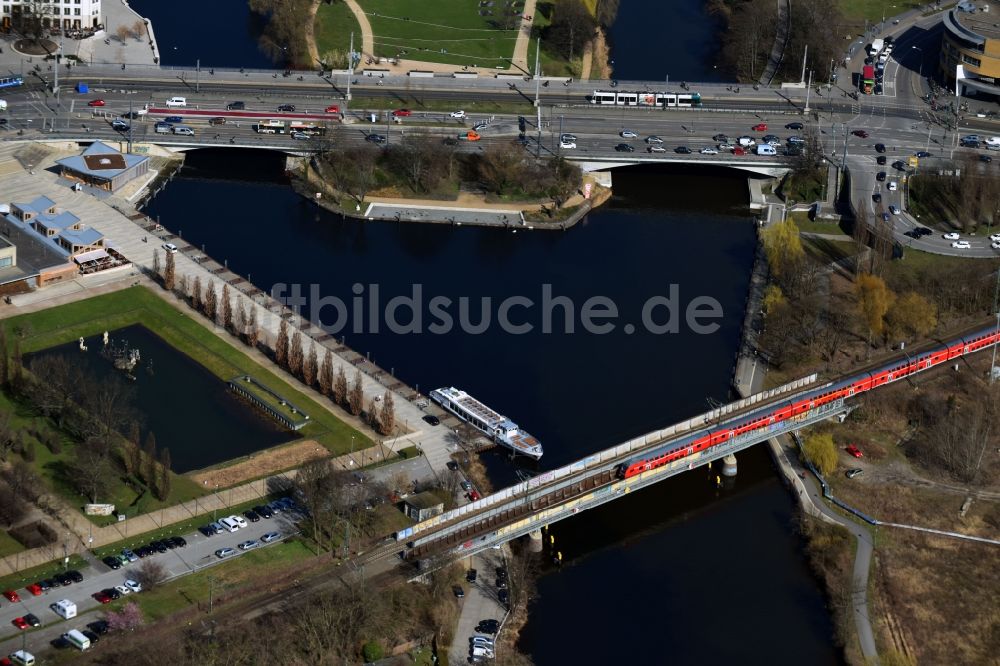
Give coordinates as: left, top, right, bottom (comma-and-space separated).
140, 148, 838, 662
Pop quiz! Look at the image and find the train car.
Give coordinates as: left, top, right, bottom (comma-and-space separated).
590, 90, 702, 108
0, 76, 23, 90
616, 324, 1000, 480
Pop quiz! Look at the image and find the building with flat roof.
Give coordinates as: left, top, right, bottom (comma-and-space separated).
55, 141, 149, 192
941, 0, 1000, 97
403, 492, 445, 522
1, 1, 102, 32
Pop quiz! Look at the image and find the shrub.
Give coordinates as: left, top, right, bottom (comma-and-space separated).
361, 641, 384, 662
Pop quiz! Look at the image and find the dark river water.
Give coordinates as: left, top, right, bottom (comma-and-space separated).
139, 149, 838, 663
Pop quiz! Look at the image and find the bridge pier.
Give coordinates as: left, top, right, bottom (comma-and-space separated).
721, 454, 738, 477
527, 529, 544, 553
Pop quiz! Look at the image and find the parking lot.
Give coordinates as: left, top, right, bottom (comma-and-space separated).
0, 498, 304, 658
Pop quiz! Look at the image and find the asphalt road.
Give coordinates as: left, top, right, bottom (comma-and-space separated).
0, 507, 302, 658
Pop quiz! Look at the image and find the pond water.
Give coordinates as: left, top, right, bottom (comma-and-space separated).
27, 324, 293, 473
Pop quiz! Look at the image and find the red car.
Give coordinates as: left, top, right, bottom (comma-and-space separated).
852, 130, 869, 138
25, 583, 42, 596
733, 146, 746, 156
93, 591, 112, 604
392, 109, 412, 117
87, 99, 106, 107
324, 105, 340, 113
846, 444, 863, 458
468, 490, 481, 501
2, 589, 20, 602
752, 123, 767, 131
11, 617, 29, 630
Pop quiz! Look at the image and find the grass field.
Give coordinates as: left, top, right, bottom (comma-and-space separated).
0, 554, 89, 594
314, 0, 363, 61
0, 287, 368, 523
360, 0, 522, 68
838, 0, 925, 25
0, 529, 25, 558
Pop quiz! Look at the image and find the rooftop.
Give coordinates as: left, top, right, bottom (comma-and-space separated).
0, 221, 73, 285
55, 141, 148, 180
404, 491, 444, 511
954, 0, 1000, 41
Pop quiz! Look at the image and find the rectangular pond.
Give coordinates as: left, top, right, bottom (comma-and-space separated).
27, 324, 295, 473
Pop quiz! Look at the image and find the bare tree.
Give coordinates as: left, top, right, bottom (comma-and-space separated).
222, 284, 234, 332
192, 276, 203, 311
334, 366, 348, 406
288, 331, 304, 377
275, 319, 289, 368
379, 391, 396, 435
303, 345, 318, 387
163, 251, 176, 292
134, 559, 167, 590
348, 370, 364, 416
319, 350, 334, 396
203, 283, 218, 323
247, 306, 261, 348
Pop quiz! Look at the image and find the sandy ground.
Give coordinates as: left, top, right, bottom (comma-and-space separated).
187, 439, 331, 488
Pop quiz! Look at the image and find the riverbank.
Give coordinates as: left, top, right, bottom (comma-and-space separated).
291, 161, 613, 230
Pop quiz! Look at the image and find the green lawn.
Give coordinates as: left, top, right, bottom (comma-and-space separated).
106, 539, 315, 621
838, 0, 925, 25
0, 554, 88, 594
791, 211, 849, 235
0, 529, 25, 558
359, 0, 521, 68
2, 287, 369, 455
315, 0, 363, 62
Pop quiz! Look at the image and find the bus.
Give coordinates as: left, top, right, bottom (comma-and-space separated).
0, 76, 24, 89
288, 122, 326, 136
253, 119, 286, 134
862, 66, 875, 94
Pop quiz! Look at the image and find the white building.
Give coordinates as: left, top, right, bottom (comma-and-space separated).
2, 1, 102, 32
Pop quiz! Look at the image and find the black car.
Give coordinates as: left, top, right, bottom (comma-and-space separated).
151, 540, 168, 554
477, 619, 500, 634
904, 229, 921, 239
88, 619, 110, 635
199, 524, 217, 537
36, 580, 51, 592
23, 613, 40, 627
498, 589, 509, 606
44, 577, 61, 588
614, 143, 635, 152
453, 585, 465, 599
496, 577, 507, 589
917, 227, 933, 236
103, 587, 122, 601
423, 414, 440, 426
496, 566, 507, 580
872, 193, 881, 203
877, 155, 887, 165
277, 104, 296, 112
674, 146, 692, 154
122, 111, 141, 119
244, 510, 260, 523
82, 629, 100, 644
981, 155, 993, 163
892, 160, 906, 171
67, 570, 83, 583
169, 536, 187, 548
446, 461, 459, 471
162, 538, 178, 550
466, 569, 478, 583
227, 101, 246, 110
366, 134, 387, 145
253, 505, 274, 519
785, 122, 804, 130
55, 572, 73, 585
712, 133, 729, 142
137, 545, 154, 557
876, 171, 886, 181
0, 118, 8, 126
102, 556, 121, 570
915, 151, 932, 158
874, 143, 886, 153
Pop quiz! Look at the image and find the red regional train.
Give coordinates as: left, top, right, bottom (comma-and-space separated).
616, 325, 1000, 479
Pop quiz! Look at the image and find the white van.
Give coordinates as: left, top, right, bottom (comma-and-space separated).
738, 136, 756, 147
165, 96, 186, 107
986, 137, 1000, 150
219, 516, 240, 532
63, 629, 91, 651
172, 126, 194, 136
756, 144, 777, 156
154, 122, 171, 134
9, 650, 35, 666
51, 599, 77, 619
471, 646, 495, 658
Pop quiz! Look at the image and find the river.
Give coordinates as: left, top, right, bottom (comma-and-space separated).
139, 148, 838, 663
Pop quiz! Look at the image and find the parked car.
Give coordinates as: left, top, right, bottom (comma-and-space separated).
169, 536, 187, 548
92, 591, 112, 604
875, 143, 886, 153
453, 585, 465, 598
460, 480, 472, 491
25, 583, 42, 596
498, 589, 509, 606
845, 444, 863, 458
124, 579, 142, 593
103, 587, 122, 601
121, 548, 138, 562
261, 531, 281, 544
423, 414, 440, 426
23, 613, 40, 627
102, 556, 121, 570
467, 569, 478, 582
88, 620, 110, 635
82, 629, 101, 645
11, 617, 29, 630
887, 180, 897, 191
244, 510, 260, 523
67, 570, 82, 583
238, 540, 259, 551
215, 548, 236, 559
114, 585, 131, 596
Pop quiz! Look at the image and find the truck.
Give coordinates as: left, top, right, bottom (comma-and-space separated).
870, 38, 884, 56
253, 119, 286, 134
63, 629, 91, 650
862, 66, 876, 94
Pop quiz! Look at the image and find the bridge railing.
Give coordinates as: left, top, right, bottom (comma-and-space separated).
399, 372, 823, 542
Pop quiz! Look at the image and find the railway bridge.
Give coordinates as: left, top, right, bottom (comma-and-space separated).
357, 325, 1000, 572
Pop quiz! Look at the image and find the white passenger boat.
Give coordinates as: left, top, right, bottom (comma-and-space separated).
429, 387, 543, 459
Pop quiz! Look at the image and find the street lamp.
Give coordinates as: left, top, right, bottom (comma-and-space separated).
912, 46, 924, 82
